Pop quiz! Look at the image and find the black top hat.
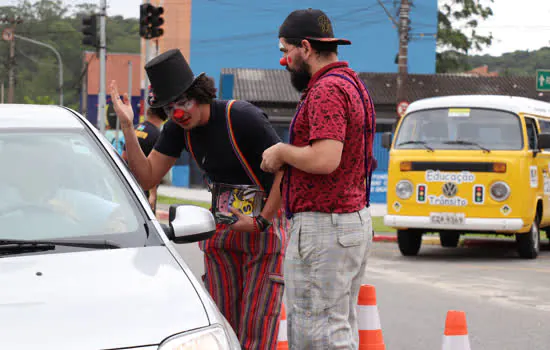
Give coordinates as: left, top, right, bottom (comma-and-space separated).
279, 8, 351, 46
145, 49, 204, 108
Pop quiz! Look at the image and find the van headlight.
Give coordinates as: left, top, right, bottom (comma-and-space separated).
158, 325, 240, 350
490, 181, 510, 201
396, 180, 413, 199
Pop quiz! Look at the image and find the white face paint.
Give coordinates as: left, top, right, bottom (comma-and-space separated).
279, 41, 285, 51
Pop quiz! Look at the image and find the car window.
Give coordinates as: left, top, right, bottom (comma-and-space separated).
0, 130, 142, 241
395, 108, 523, 150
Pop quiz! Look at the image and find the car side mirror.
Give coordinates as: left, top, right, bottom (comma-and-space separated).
382, 132, 393, 149
538, 132, 550, 150
165, 204, 216, 244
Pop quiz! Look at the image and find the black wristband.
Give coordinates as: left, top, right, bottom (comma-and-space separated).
256, 215, 272, 231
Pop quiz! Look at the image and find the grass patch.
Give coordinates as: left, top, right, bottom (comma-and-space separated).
373, 216, 395, 233
158, 195, 396, 233
157, 196, 549, 239
157, 195, 210, 209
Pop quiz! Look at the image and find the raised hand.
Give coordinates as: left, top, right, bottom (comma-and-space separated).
109, 80, 134, 128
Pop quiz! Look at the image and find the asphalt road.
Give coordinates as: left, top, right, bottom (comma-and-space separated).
367, 242, 550, 350
168, 221, 550, 350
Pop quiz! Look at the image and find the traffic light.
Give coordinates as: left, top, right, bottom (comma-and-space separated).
150, 6, 164, 38
81, 14, 98, 47
139, 4, 164, 39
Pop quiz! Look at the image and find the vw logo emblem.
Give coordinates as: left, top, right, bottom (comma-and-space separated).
442, 182, 458, 198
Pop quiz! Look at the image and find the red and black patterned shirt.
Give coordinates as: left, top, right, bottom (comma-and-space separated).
283, 61, 376, 215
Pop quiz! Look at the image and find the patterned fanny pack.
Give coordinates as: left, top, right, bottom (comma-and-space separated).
210, 182, 266, 225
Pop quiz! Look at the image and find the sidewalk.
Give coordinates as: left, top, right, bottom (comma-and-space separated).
158, 185, 388, 216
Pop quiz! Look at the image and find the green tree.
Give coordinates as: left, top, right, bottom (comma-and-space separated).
23, 95, 55, 104
437, 0, 494, 73
0, 0, 139, 108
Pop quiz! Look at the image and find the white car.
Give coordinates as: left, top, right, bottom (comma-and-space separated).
0, 104, 240, 350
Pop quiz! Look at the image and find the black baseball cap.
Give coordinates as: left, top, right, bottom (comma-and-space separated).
278, 8, 351, 45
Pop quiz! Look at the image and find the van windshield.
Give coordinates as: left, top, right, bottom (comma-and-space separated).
394, 108, 523, 150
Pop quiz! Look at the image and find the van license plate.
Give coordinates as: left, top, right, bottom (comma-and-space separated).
430, 213, 465, 225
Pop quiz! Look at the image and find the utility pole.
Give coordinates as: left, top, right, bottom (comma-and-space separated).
97, 0, 107, 135
1, 16, 23, 103
396, 0, 410, 106
377, 0, 410, 129
8, 31, 15, 103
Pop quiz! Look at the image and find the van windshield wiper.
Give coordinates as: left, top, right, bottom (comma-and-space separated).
397, 140, 434, 152
443, 140, 490, 153
0, 238, 120, 255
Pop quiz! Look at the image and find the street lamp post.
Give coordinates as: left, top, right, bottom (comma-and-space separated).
13, 33, 63, 105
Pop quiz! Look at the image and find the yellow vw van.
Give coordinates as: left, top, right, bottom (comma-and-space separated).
382, 95, 550, 259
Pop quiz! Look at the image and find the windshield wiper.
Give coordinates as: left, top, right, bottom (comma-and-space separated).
0, 238, 120, 250
397, 140, 434, 152
443, 140, 490, 153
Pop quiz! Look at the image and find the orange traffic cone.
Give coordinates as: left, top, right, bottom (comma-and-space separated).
357, 284, 385, 350
276, 303, 288, 350
442, 310, 471, 350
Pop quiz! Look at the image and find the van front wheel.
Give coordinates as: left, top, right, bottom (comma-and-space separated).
516, 218, 540, 259
397, 229, 422, 256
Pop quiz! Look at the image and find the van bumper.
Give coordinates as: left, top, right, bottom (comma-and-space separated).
384, 215, 524, 231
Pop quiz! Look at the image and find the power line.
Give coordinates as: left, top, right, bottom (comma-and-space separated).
377, 0, 399, 27
190, 18, 389, 55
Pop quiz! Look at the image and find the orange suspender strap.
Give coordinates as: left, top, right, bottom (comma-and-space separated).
184, 130, 199, 169
225, 100, 265, 192
183, 100, 264, 192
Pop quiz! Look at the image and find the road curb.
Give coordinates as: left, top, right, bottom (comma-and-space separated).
157, 210, 169, 221
373, 235, 397, 243
373, 234, 441, 245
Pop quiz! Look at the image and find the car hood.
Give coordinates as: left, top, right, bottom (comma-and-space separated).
0, 246, 210, 350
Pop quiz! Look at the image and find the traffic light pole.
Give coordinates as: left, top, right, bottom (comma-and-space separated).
142, 0, 151, 121
13, 34, 63, 105
97, 0, 107, 135
144, 36, 150, 119
140, 0, 164, 120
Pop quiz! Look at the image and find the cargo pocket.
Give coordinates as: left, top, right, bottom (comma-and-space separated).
264, 272, 286, 344
265, 273, 285, 317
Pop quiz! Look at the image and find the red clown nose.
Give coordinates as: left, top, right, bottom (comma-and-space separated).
279, 57, 288, 66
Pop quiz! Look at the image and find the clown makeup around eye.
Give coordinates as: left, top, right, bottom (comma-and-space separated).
163, 98, 195, 117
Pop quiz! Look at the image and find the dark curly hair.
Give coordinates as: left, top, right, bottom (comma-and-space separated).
148, 74, 218, 113
182, 74, 217, 104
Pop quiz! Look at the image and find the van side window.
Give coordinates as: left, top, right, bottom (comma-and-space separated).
525, 118, 538, 150
539, 120, 550, 134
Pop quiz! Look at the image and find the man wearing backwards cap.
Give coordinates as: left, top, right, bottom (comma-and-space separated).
261, 8, 377, 349
109, 49, 288, 350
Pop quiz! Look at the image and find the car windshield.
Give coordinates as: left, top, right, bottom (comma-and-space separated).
394, 108, 523, 150
0, 129, 142, 241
